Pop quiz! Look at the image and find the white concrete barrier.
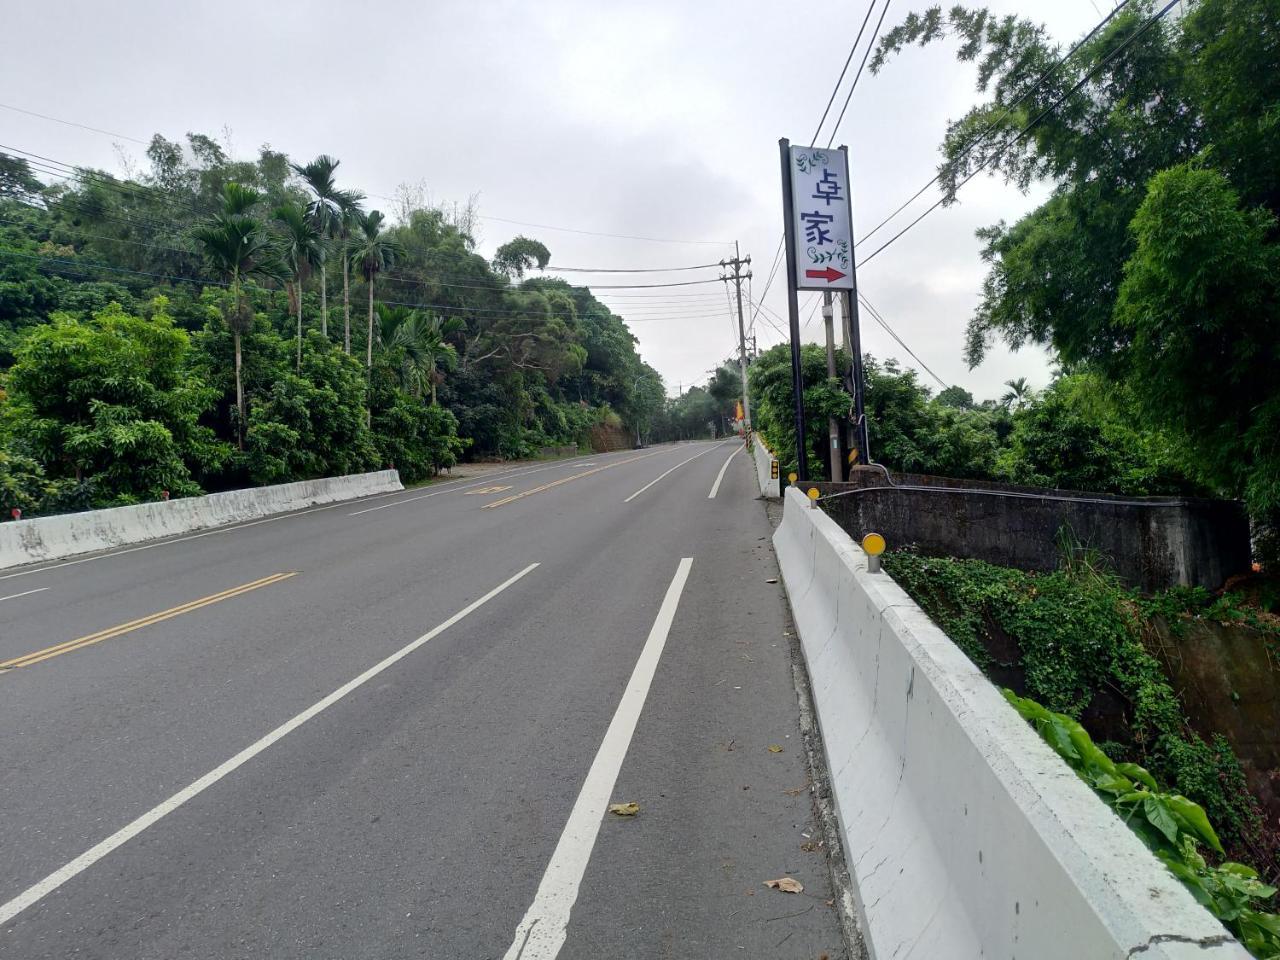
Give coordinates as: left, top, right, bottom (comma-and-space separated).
773, 486, 1248, 960
750, 432, 781, 498
0, 471, 403, 571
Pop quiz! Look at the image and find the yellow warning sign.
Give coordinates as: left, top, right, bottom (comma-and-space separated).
464, 485, 512, 495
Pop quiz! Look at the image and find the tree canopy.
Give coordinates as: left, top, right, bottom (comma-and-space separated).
0, 134, 671, 513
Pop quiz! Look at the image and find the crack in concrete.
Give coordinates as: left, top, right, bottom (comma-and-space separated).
1126, 933, 1236, 956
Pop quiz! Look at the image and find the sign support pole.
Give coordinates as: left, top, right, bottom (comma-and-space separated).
778, 137, 809, 482
837, 146, 870, 468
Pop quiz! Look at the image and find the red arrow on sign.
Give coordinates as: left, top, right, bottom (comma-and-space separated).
805, 266, 846, 283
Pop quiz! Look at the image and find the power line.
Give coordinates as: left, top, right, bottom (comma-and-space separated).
0, 248, 729, 326
0, 102, 149, 145
540, 262, 721, 273
858, 293, 949, 389
572, 278, 725, 290
856, 0, 1175, 270
472, 214, 731, 247
4, 146, 738, 296
826, 0, 893, 147
811, 1, 880, 145
854, 0, 1134, 249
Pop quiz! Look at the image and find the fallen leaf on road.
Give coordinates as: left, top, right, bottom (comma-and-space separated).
608, 802, 639, 816
764, 877, 804, 894
768, 745, 784, 753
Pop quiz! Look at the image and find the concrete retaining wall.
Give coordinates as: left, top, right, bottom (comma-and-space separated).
773, 486, 1247, 960
0, 471, 403, 571
811, 468, 1250, 591
750, 433, 780, 498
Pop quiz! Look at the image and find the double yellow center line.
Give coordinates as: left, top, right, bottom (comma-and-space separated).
481, 450, 666, 509
0, 572, 297, 672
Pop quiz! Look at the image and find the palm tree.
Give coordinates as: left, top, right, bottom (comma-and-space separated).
1001, 377, 1033, 411
336, 191, 366, 354
193, 183, 287, 447
273, 201, 324, 370
291, 155, 346, 340
348, 210, 404, 371
374, 306, 462, 404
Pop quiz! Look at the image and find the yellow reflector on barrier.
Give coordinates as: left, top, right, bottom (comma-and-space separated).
862, 532, 886, 556
807, 488, 820, 500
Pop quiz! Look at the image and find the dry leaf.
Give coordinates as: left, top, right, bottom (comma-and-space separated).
768, 744, 784, 753
764, 877, 804, 894
607, 802, 639, 816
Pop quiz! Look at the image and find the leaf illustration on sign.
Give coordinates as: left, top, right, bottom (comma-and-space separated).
794, 150, 828, 174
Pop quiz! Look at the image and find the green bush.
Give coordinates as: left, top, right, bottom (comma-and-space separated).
1007, 692, 1280, 959
883, 551, 1266, 864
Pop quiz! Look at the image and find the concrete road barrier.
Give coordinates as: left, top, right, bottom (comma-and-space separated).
773, 486, 1248, 960
0, 471, 403, 571
750, 432, 780, 498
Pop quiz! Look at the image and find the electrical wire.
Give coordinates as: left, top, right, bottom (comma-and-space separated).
826, 0, 893, 147
0, 248, 727, 325
541, 262, 721, 273
856, 0, 1177, 270
858, 293, 949, 389
0, 102, 149, 144
854, 0, 1134, 248
812, 1, 881, 145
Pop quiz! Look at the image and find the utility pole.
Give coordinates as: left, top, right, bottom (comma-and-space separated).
840, 289, 871, 466
720, 242, 753, 434
822, 292, 840, 481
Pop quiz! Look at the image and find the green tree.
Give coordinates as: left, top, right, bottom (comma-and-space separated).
997, 374, 1199, 494
245, 332, 379, 484
871, 0, 1280, 550
291, 155, 340, 339
191, 183, 287, 444
348, 210, 404, 373
0, 153, 42, 202
1115, 163, 1280, 512
2, 301, 227, 505
1001, 376, 1033, 411
374, 305, 462, 404
336, 193, 365, 354
492, 236, 551, 278
273, 200, 324, 370
748, 342, 851, 476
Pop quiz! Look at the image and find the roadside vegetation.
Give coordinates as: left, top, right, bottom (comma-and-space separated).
753, 0, 1280, 572
0, 144, 670, 515
885, 550, 1280, 956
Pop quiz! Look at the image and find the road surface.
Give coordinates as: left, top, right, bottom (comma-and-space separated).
0, 440, 846, 959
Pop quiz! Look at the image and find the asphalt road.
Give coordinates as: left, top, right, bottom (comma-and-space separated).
0, 440, 846, 959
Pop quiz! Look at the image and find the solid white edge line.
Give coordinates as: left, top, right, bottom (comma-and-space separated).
0, 587, 50, 603
501, 557, 694, 960
706, 446, 742, 499
622, 442, 727, 503
0, 562, 540, 929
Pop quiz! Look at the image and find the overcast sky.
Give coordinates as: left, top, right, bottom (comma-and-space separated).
0, 1, 1102, 401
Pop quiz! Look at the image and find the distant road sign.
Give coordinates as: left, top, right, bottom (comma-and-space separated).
787, 145, 855, 291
